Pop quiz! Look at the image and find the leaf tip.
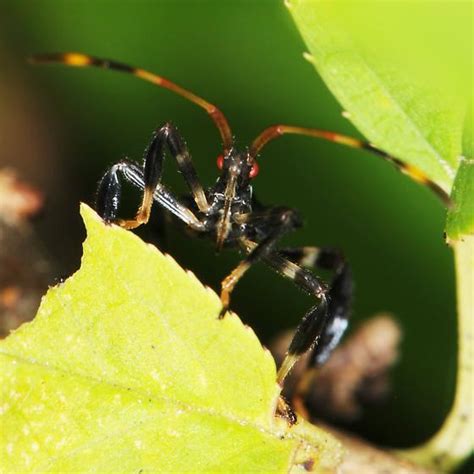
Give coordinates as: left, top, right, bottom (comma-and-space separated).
79, 202, 104, 231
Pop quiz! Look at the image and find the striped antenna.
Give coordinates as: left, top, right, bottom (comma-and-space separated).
29, 52, 234, 153
250, 124, 451, 206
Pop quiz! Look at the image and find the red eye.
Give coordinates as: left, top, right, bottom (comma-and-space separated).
249, 161, 259, 179
216, 154, 224, 170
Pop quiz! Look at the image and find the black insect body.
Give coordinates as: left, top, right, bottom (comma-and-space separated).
31, 53, 450, 421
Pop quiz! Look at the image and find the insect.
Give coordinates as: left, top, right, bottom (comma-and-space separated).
30, 52, 450, 422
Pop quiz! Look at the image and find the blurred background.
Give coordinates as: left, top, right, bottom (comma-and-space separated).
0, 0, 466, 467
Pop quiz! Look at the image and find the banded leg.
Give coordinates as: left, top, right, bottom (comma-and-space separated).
278, 246, 320, 268
219, 207, 302, 318
279, 245, 351, 365
101, 123, 208, 230
237, 244, 333, 425
96, 159, 205, 232
311, 259, 352, 366
261, 250, 330, 386
240, 240, 352, 386
276, 246, 352, 415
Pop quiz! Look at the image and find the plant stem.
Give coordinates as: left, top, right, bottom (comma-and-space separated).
400, 236, 473, 471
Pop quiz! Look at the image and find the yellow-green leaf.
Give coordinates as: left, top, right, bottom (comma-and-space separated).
287, 0, 470, 194
0, 204, 341, 473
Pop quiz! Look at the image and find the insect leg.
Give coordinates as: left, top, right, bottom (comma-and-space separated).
278, 247, 352, 366
159, 123, 210, 213
278, 246, 320, 268
96, 159, 205, 231
259, 250, 330, 385
241, 240, 352, 386
310, 252, 352, 367
219, 208, 302, 318
279, 246, 352, 359
279, 246, 352, 360
273, 246, 352, 414
231, 240, 328, 425
112, 123, 208, 230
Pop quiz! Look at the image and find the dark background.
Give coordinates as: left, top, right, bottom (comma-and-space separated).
0, 0, 464, 466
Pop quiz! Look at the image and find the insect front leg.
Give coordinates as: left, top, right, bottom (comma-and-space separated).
218, 207, 302, 319
99, 123, 209, 230
96, 160, 205, 231
159, 123, 210, 213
